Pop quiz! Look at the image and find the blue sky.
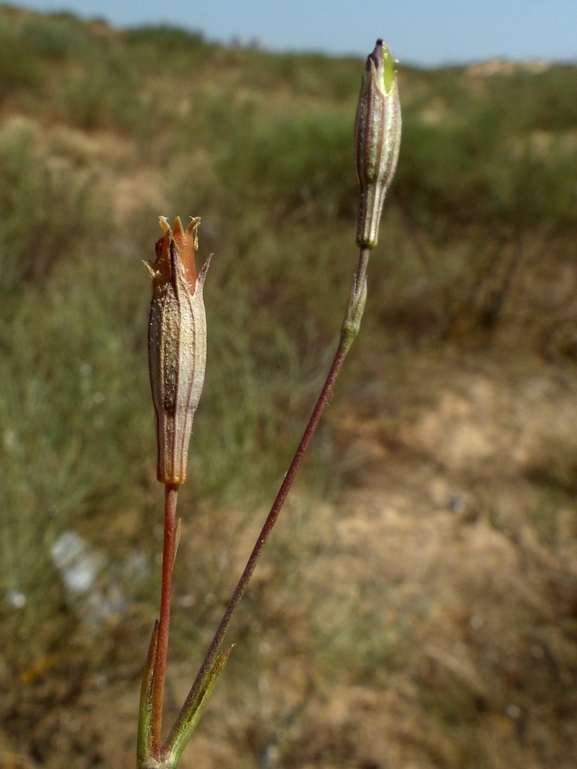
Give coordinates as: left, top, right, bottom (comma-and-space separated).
17, 0, 577, 66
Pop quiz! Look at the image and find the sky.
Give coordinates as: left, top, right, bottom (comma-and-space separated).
16, 0, 577, 67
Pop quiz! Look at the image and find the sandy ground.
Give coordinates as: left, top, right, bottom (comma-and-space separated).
2, 346, 577, 769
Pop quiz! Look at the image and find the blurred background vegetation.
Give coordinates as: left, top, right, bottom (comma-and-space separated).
1, 5, 577, 768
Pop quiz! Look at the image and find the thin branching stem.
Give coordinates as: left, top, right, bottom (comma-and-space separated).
151, 483, 179, 756
163, 247, 370, 755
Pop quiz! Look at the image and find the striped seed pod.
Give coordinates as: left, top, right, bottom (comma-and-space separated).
146, 216, 210, 485
355, 39, 402, 248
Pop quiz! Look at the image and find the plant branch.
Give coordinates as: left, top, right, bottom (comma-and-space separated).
151, 483, 179, 756
163, 247, 370, 756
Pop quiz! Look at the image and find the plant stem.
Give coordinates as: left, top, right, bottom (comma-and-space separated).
355, 246, 370, 299
164, 248, 370, 754
151, 483, 179, 756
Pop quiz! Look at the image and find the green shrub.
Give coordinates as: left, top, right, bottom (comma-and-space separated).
0, 27, 45, 93
0, 122, 102, 309
213, 107, 357, 220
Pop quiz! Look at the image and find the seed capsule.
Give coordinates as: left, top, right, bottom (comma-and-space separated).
355, 39, 402, 248
146, 216, 210, 485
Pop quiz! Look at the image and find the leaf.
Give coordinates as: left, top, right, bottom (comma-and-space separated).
161, 645, 233, 767
137, 621, 159, 767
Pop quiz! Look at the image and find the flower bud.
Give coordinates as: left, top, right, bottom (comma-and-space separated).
355, 39, 402, 248
146, 216, 210, 485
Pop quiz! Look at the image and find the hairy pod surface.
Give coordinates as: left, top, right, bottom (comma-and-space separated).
147, 216, 210, 485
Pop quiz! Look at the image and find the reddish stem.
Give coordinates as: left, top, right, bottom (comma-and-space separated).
151, 483, 179, 756
163, 247, 370, 753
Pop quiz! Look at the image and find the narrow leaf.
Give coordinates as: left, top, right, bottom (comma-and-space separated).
162, 645, 233, 766
137, 621, 159, 767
